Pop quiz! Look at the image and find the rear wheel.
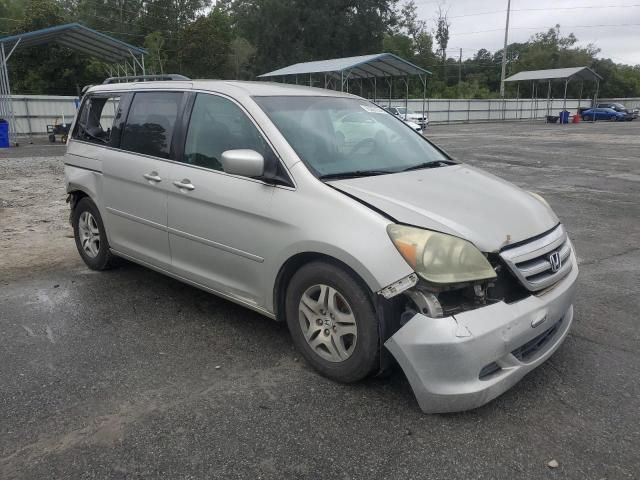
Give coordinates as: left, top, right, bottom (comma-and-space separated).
285, 262, 379, 383
72, 197, 116, 270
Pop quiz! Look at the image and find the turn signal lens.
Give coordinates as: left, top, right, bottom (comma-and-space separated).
387, 224, 497, 284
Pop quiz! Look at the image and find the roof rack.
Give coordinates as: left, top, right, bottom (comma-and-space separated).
102, 74, 190, 84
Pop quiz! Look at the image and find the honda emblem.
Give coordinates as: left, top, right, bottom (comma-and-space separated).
549, 251, 562, 272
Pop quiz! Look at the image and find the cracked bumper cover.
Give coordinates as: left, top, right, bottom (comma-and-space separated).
385, 255, 578, 414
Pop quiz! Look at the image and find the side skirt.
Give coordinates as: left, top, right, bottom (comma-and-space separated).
110, 248, 276, 320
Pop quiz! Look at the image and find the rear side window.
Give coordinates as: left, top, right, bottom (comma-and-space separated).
120, 92, 182, 159
73, 95, 121, 145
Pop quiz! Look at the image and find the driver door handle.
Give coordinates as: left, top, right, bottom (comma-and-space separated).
173, 179, 195, 191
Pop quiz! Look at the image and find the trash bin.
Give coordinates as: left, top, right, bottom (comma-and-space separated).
559, 110, 570, 124
0, 119, 9, 148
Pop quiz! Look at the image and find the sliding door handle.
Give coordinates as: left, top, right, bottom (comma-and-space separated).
143, 172, 162, 182
173, 179, 195, 191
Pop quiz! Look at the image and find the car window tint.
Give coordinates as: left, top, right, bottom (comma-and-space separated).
73, 95, 121, 145
183, 93, 272, 171
120, 92, 182, 159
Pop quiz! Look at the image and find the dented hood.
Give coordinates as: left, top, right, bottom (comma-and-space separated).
329, 164, 558, 252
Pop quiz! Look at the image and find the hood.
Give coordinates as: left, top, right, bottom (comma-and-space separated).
329, 164, 558, 252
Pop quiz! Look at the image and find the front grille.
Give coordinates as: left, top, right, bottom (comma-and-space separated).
500, 225, 573, 292
511, 317, 563, 362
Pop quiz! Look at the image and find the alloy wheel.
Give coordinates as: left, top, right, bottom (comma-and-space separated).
78, 211, 100, 258
298, 284, 358, 363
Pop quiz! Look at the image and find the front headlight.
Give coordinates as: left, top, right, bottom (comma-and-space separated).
387, 224, 496, 284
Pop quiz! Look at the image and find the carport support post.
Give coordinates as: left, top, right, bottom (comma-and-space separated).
422, 75, 426, 124
578, 80, 583, 110
562, 79, 568, 118
404, 77, 408, 116
593, 79, 600, 123
0, 42, 17, 146
546, 80, 551, 117
530, 81, 534, 120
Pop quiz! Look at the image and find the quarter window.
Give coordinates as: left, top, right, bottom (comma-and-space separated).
73, 95, 121, 145
120, 92, 182, 159
183, 93, 273, 171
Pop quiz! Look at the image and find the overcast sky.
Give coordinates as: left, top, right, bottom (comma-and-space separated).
414, 0, 640, 65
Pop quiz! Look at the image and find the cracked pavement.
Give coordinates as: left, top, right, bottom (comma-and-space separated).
1, 121, 639, 479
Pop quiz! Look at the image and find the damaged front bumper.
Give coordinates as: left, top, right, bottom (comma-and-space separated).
385, 255, 578, 414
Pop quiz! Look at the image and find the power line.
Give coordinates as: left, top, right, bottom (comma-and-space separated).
448, 4, 640, 19
448, 23, 640, 37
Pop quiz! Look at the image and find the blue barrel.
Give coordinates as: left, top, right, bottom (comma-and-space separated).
0, 119, 9, 148
559, 110, 570, 124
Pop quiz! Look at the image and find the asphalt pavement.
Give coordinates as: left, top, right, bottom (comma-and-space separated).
1, 121, 639, 479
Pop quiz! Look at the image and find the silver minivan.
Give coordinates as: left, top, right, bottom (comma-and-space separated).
65, 79, 578, 413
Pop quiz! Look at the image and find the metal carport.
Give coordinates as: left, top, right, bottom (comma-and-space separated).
505, 67, 602, 121
258, 53, 432, 120
0, 23, 146, 146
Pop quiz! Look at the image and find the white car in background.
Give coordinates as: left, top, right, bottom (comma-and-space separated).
385, 106, 429, 129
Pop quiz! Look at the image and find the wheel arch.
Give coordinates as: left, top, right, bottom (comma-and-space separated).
272, 251, 376, 323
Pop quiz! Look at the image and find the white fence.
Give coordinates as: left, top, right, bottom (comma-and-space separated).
4, 95, 640, 135
382, 98, 589, 124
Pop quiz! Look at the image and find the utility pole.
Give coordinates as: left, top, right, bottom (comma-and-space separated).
458, 48, 462, 96
499, 0, 511, 97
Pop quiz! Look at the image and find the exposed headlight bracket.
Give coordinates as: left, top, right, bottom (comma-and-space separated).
378, 273, 418, 299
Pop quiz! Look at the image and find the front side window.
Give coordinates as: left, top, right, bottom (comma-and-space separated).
120, 92, 182, 159
73, 95, 121, 145
183, 93, 273, 171
254, 96, 449, 178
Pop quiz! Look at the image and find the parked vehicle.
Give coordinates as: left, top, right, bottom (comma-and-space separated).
581, 107, 629, 121
596, 102, 638, 119
65, 79, 577, 413
384, 106, 429, 128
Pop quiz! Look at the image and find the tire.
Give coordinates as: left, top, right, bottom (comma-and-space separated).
285, 261, 379, 383
72, 197, 116, 270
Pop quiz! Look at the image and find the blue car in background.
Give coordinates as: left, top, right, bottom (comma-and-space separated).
581, 107, 630, 121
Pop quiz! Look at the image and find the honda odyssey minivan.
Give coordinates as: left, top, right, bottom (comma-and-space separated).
65, 78, 577, 413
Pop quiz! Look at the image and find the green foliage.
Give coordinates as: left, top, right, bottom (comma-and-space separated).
1, 0, 639, 98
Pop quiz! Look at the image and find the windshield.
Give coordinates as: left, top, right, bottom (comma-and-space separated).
254, 96, 449, 178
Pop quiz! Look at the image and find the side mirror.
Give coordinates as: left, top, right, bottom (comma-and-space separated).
221, 149, 264, 178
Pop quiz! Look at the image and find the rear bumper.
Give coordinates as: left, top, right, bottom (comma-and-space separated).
385, 255, 578, 413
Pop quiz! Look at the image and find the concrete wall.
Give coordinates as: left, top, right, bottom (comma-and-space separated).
4, 95, 640, 135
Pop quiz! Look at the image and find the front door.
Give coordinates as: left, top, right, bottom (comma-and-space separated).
167, 93, 282, 308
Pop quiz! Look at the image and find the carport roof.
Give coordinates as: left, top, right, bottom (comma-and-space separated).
258, 53, 431, 79
505, 66, 602, 83
0, 23, 145, 64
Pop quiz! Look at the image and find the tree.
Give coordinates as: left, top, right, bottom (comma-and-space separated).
229, 37, 256, 79
178, 7, 232, 78
144, 31, 167, 75
434, 3, 450, 82
226, 0, 400, 75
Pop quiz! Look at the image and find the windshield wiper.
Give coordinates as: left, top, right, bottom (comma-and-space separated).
318, 170, 391, 180
398, 160, 454, 172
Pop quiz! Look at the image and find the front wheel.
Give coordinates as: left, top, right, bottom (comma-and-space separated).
285, 262, 379, 383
